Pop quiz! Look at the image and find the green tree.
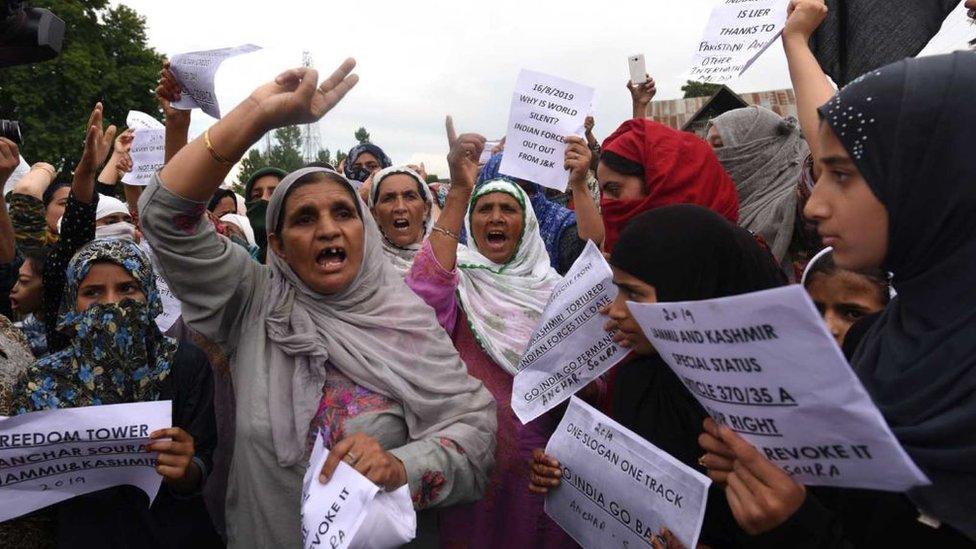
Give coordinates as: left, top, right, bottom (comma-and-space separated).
0, 1, 163, 170
681, 81, 723, 99
237, 126, 348, 185
354, 126, 370, 144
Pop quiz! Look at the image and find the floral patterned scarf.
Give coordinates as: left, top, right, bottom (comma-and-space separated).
14, 238, 175, 413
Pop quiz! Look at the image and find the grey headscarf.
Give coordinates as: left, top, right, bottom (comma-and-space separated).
366, 166, 434, 277
709, 106, 808, 264
262, 167, 496, 469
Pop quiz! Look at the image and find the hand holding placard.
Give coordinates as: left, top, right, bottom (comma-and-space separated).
688, 0, 789, 84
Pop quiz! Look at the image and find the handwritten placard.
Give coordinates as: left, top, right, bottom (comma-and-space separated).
513, 241, 627, 423
0, 401, 171, 522
545, 397, 710, 549
121, 129, 165, 186
688, 0, 788, 83
498, 70, 595, 192
627, 285, 930, 491
170, 44, 261, 118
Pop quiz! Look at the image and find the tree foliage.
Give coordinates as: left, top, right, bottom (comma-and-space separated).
0, 1, 163, 170
354, 126, 370, 144
681, 81, 723, 99
237, 126, 348, 185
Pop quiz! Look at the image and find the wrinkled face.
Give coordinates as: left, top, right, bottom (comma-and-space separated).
804, 122, 889, 272
706, 125, 724, 149
269, 179, 365, 295
96, 212, 132, 227
372, 174, 430, 248
250, 175, 281, 202
605, 266, 658, 355
75, 262, 146, 312
806, 271, 886, 347
597, 161, 646, 201
212, 196, 237, 218
352, 152, 382, 175
10, 259, 43, 316
46, 186, 70, 234
470, 192, 524, 264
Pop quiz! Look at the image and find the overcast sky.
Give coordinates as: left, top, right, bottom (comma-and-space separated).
115, 0, 971, 179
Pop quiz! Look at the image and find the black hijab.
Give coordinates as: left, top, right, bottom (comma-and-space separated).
610, 204, 786, 303
820, 51, 976, 540
608, 205, 785, 546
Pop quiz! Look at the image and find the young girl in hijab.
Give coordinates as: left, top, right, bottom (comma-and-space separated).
242, 167, 287, 262
476, 150, 605, 275
696, 3, 976, 543
139, 61, 496, 548
598, 118, 739, 252
366, 166, 434, 276
8, 238, 220, 548
801, 247, 889, 348
405, 119, 588, 548
529, 205, 787, 547
707, 106, 816, 280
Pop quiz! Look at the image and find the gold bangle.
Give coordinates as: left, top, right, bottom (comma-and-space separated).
204, 128, 234, 166
432, 225, 460, 241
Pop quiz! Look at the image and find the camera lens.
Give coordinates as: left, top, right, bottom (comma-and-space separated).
0, 120, 23, 145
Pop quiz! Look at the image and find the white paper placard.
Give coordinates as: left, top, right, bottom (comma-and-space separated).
139, 241, 181, 332
513, 241, 627, 423
3, 155, 30, 196
0, 401, 171, 522
301, 436, 379, 549
545, 397, 711, 549
125, 110, 164, 131
687, 0, 789, 83
170, 44, 261, 119
121, 129, 165, 186
498, 70, 595, 192
627, 285, 929, 491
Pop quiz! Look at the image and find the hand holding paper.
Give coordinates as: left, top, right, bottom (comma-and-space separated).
319, 432, 407, 492
705, 421, 808, 535
784, 0, 829, 42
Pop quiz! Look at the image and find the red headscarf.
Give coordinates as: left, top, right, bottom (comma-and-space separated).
600, 119, 739, 252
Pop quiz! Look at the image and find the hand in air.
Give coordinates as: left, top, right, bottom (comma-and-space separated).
445, 116, 486, 192
784, 0, 828, 42
249, 58, 359, 132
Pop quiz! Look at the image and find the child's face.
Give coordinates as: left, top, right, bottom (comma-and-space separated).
806, 271, 886, 347
805, 122, 889, 273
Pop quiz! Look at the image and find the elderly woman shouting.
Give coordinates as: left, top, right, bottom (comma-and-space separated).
138, 59, 496, 548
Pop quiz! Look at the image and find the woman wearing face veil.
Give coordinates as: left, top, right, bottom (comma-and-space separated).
138, 60, 496, 548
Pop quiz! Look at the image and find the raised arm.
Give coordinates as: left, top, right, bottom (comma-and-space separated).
158, 59, 358, 202
627, 75, 656, 119
157, 61, 192, 163
0, 138, 19, 263
564, 136, 604, 246
783, 0, 833, 178
430, 116, 484, 271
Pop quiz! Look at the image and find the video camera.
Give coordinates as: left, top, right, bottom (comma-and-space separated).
1, 0, 64, 69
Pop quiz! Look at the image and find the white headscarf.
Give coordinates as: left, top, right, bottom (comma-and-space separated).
220, 213, 257, 247
456, 179, 562, 375
95, 194, 130, 221
262, 167, 496, 468
366, 166, 434, 277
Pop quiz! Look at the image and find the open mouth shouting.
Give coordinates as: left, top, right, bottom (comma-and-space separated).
484, 229, 509, 252
316, 246, 347, 273
392, 218, 411, 233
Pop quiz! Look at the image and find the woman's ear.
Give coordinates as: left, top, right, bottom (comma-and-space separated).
268, 233, 286, 260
